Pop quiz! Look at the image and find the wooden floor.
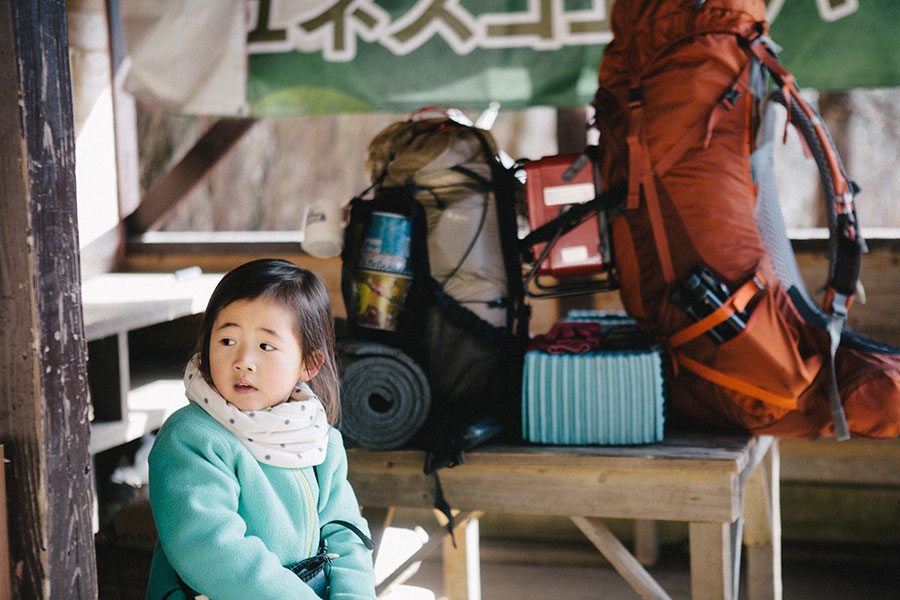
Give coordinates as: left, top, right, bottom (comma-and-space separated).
380, 538, 900, 600
93, 515, 900, 600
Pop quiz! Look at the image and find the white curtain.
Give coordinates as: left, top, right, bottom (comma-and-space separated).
120, 0, 248, 115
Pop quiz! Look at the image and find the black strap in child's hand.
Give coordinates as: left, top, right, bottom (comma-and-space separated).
321, 519, 376, 550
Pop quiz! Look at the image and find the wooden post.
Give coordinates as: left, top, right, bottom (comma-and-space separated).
0, 1, 97, 598
743, 441, 782, 600
1, 446, 10, 600
633, 519, 660, 566
442, 515, 481, 600
689, 522, 733, 600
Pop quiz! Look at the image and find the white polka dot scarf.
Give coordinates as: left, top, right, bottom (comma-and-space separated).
183, 354, 329, 468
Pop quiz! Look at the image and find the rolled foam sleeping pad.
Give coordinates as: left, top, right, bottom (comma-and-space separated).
338, 342, 431, 450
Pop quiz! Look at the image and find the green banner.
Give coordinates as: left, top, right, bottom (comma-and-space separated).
767, 0, 900, 92
247, 0, 900, 117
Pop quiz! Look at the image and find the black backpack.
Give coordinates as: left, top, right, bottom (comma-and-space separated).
339, 117, 530, 467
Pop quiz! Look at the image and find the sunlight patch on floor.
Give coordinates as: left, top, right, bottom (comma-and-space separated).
375, 526, 437, 600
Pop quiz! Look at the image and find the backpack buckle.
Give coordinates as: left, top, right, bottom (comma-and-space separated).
628, 86, 644, 108
719, 86, 742, 110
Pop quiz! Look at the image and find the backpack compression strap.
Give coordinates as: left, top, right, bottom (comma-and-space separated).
624, 84, 677, 284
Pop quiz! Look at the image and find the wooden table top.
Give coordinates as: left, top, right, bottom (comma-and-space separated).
347, 435, 773, 523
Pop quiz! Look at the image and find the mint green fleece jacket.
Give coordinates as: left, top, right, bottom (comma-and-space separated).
145, 402, 376, 599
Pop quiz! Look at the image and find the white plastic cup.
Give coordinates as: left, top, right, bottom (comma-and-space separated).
301, 200, 346, 258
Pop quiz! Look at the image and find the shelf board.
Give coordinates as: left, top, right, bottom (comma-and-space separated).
82, 271, 221, 341
82, 271, 218, 454
89, 377, 186, 455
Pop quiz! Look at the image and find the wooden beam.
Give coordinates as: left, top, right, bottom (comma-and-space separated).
125, 230, 305, 255
106, 0, 141, 265
124, 118, 258, 234
779, 437, 900, 487
0, 1, 96, 598
1, 446, 10, 600
572, 516, 671, 600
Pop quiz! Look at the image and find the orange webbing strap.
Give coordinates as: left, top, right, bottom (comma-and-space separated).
626, 138, 643, 210
626, 92, 645, 210
669, 296, 737, 348
674, 353, 799, 410
668, 274, 764, 348
669, 271, 798, 411
625, 86, 677, 283
639, 152, 676, 284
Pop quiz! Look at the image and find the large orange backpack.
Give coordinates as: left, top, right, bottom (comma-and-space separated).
591, 0, 900, 439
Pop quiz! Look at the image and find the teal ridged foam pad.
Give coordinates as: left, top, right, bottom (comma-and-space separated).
522, 312, 665, 445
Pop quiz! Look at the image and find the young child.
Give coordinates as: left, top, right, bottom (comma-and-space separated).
145, 259, 377, 599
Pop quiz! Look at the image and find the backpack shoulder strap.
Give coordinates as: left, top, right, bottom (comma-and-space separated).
741, 28, 867, 315
748, 35, 866, 439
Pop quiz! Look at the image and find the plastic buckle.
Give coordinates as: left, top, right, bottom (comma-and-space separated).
830, 290, 850, 320
628, 87, 644, 109
719, 86, 741, 110
739, 21, 766, 49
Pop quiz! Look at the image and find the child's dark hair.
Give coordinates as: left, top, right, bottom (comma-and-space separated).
196, 259, 340, 424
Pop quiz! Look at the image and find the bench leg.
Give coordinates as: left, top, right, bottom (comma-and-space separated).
372, 510, 481, 598
442, 515, 481, 600
634, 519, 660, 566
689, 521, 733, 600
743, 440, 782, 600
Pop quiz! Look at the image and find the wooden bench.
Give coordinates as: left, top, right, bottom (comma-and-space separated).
348, 434, 781, 600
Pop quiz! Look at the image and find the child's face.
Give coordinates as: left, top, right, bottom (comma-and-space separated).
208, 296, 310, 412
